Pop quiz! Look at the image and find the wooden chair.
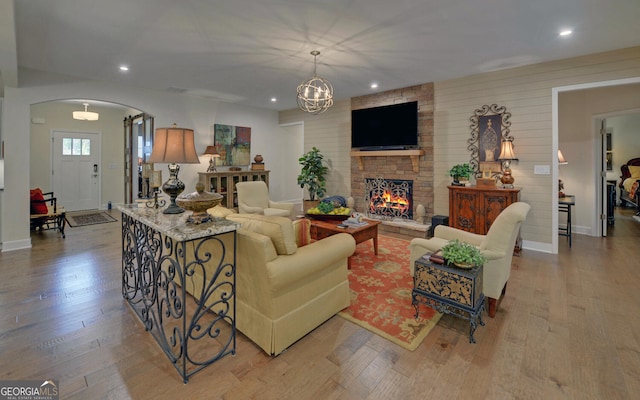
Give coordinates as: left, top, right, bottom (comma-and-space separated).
30, 190, 66, 238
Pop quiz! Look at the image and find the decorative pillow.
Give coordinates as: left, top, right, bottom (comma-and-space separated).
292, 218, 311, 247
207, 205, 236, 218
629, 165, 640, 178
226, 213, 297, 255
30, 188, 49, 214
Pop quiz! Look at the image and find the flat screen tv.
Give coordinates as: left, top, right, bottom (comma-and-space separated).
351, 101, 418, 150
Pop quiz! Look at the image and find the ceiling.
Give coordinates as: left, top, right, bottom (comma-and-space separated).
2, 0, 640, 111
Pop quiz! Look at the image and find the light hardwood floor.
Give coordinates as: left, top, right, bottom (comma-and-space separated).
1, 207, 639, 399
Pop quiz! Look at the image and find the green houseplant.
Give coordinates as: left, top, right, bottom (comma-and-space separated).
441, 239, 486, 268
448, 163, 473, 184
297, 147, 329, 202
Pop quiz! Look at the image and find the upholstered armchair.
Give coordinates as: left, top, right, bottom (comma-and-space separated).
187, 210, 355, 355
409, 202, 531, 318
236, 181, 294, 217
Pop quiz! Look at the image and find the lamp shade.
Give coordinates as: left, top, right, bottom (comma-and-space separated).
148, 125, 200, 164
558, 149, 568, 164
202, 145, 221, 157
498, 139, 518, 161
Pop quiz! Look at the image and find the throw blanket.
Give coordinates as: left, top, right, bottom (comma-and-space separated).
623, 178, 639, 199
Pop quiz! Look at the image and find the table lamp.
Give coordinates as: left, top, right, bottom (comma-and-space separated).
498, 138, 518, 188
202, 145, 221, 172
558, 149, 568, 197
148, 124, 200, 214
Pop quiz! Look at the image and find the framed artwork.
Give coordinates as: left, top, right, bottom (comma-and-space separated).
468, 104, 512, 177
213, 124, 251, 166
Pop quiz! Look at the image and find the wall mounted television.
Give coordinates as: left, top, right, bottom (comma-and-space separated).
351, 101, 418, 150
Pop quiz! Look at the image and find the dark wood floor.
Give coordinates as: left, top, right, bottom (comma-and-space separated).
1, 207, 639, 399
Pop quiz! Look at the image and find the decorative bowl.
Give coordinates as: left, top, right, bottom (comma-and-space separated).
304, 213, 349, 221
176, 183, 223, 224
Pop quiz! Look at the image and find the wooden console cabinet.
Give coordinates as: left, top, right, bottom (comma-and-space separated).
448, 185, 521, 252
198, 170, 270, 209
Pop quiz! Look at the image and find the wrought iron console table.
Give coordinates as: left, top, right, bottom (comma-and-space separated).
119, 205, 239, 383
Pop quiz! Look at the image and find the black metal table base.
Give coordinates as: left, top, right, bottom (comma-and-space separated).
412, 291, 485, 343
121, 214, 236, 383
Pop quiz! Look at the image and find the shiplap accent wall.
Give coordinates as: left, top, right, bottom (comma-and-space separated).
434, 46, 640, 246
278, 46, 640, 249
279, 99, 352, 200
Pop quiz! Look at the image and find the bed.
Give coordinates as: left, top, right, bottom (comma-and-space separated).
619, 158, 640, 215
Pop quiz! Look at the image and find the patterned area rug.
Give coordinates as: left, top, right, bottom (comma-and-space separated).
339, 235, 441, 351
66, 211, 118, 227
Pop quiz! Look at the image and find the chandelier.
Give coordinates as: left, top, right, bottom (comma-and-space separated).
297, 50, 334, 114
72, 102, 99, 121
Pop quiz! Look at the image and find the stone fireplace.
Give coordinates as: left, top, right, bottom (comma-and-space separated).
350, 83, 434, 237
365, 177, 413, 220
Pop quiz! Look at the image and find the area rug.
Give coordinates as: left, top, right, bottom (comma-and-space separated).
65, 211, 118, 227
339, 235, 441, 351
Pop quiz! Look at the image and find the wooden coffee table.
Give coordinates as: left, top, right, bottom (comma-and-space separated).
309, 219, 381, 268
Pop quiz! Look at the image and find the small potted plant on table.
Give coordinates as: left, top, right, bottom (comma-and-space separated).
441, 239, 486, 269
298, 147, 329, 212
448, 163, 473, 186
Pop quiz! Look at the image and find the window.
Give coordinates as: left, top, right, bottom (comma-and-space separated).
62, 138, 91, 156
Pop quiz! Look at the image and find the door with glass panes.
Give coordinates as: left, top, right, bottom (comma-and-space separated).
52, 130, 101, 211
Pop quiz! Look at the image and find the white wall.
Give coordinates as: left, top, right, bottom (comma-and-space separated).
0, 70, 284, 251
30, 102, 128, 207
279, 99, 352, 200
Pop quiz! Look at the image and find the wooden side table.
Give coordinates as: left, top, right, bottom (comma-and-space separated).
412, 253, 485, 343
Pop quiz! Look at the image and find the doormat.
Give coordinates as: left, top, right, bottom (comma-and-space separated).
66, 211, 118, 227
338, 235, 441, 351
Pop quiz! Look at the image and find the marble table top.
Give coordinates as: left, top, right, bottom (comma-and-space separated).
118, 204, 239, 242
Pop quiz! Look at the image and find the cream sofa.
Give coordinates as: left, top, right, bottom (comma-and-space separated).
185, 208, 355, 355
409, 202, 531, 318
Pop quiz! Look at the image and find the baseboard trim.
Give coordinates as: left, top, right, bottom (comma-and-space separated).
1, 238, 32, 252
522, 240, 552, 254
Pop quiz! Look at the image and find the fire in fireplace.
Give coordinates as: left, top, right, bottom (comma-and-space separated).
365, 177, 413, 220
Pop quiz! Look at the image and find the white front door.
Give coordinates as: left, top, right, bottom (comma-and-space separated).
52, 130, 101, 211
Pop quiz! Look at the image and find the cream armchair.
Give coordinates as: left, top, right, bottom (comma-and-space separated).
409, 202, 531, 318
236, 181, 294, 217
187, 211, 356, 355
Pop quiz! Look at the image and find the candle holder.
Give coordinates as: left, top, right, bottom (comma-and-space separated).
146, 170, 166, 209
146, 189, 167, 210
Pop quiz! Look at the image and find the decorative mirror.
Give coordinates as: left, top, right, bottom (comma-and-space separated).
468, 104, 512, 178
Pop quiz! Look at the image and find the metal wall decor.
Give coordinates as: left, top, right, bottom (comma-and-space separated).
468, 104, 513, 177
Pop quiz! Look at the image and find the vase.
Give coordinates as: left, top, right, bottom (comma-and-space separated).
254, 154, 264, 163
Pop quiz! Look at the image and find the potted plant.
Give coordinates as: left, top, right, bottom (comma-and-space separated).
297, 147, 329, 211
448, 163, 473, 185
441, 239, 486, 268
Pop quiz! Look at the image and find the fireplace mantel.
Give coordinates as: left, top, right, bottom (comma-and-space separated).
350, 149, 425, 172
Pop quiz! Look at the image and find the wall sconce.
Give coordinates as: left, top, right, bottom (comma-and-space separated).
498, 138, 518, 188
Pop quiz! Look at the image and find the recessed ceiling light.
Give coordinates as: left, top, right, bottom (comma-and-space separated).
559, 29, 573, 37
270, 97, 277, 102
370, 83, 379, 89
119, 65, 129, 71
